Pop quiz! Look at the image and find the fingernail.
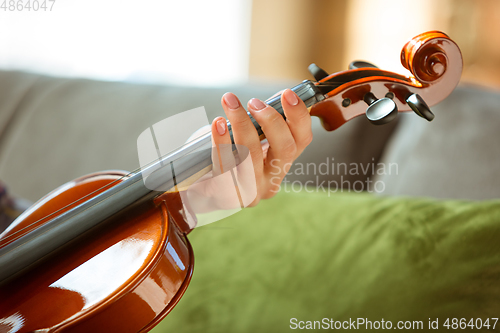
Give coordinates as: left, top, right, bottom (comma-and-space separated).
216, 118, 226, 136
284, 89, 299, 106
223, 92, 240, 110
249, 98, 266, 111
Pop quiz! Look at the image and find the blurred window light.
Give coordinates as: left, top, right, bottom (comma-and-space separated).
344, 0, 448, 75
0, 0, 251, 86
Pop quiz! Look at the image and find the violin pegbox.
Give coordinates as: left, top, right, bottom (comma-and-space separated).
308, 31, 462, 131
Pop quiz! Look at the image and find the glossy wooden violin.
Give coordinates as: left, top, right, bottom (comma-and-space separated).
0, 31, 462, 333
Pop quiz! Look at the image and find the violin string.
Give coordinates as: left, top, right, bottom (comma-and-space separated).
0, 82, 349, 247
0, 175, 129, 246
0, 132, 211, 246
0, 167, 154, 245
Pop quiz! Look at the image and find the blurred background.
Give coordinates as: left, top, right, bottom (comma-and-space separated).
0, 0, 499, 89
1, 2, 500, 331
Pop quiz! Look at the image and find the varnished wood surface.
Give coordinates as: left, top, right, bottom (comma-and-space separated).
310, 31, 463, 131
0, 172, 193, 333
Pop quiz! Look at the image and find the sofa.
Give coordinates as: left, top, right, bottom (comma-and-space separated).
1, 70, 499, 332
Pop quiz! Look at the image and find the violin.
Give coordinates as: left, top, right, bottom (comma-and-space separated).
0, 31, 462, 333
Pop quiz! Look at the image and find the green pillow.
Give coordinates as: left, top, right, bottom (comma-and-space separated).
152, 191, 500, 332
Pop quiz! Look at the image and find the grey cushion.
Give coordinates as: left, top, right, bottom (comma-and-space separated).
375, 85, 500, 200
0, 71, 39, 139
286, 115, 398, 191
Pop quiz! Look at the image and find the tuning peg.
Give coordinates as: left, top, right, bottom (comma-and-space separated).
406, 93, 434, 121
349, 61, 378, 70
364, 92, 398, 125
308, 63, 329, 81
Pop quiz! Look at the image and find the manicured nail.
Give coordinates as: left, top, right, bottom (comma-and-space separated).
223, 92, 240, 110
249, 98, 266, 111
284, 89, 299, 106
216, 118, 226, 136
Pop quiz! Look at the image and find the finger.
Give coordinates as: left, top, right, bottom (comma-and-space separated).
187, 117, 240, 213
247, 98, 296, 176
210, 117, 233, 175
221, 92, 264, 182
186, 124, 210, 143
281, 89, 313, 156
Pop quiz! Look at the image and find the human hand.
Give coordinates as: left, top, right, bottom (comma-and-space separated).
196, 88, 313, 209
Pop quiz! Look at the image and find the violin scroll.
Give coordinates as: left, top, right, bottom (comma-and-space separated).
308, 30, 463, 131
401, 30, 450, 84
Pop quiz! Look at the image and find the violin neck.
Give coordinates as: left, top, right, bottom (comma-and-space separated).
230, 80, 324, 141
0, 80, 325, 284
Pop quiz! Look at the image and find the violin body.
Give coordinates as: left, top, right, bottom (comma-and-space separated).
0, 31, 463, 333
0, 172, 193, 332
